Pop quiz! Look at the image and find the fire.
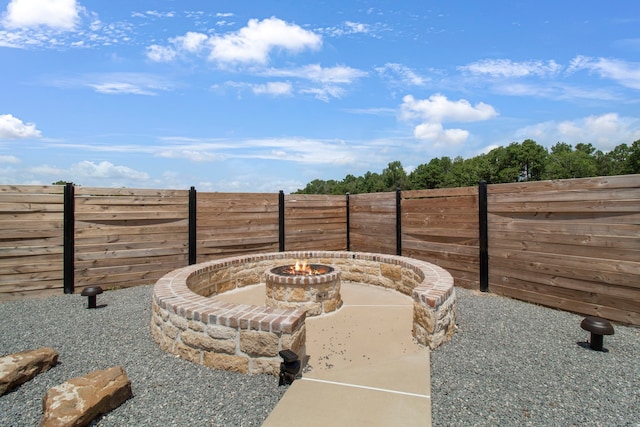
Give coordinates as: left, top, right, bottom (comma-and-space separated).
277, 260, 328, 276
294, 259, 311, 274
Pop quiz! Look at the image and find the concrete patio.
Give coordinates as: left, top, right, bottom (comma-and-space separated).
214, 281, 432, 426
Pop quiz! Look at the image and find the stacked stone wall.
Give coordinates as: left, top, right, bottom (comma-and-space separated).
151, 251, 456, 375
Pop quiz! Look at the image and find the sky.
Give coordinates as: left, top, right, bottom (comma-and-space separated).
1, 0, 639, 193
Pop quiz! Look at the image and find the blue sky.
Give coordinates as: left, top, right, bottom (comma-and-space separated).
1, 0, 639, 192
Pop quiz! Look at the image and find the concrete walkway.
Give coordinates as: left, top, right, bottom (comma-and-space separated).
214, 282, 432, 426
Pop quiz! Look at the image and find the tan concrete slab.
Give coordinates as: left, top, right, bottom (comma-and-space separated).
304, 304, 421, 374
304, 351, 430, 397
212, 283, 266, 306
262, 377, 431, 427
213, 281, 431, 426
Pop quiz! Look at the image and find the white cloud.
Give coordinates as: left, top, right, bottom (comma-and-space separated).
299, 85, 345, 102
567, 55, 640, 90
318, 20, 384, 39
146, 44, 177, 62
142, 10, 175, 19
400, 94, 497, 146
260, 64, 366, 101
147, 31, 209, 62
153, 136, 361, 166
89, 82, 156, 95
376, 63, 428, 86
400, 94, 498, 123
0, 155, 20, 163
516, 113, 640, 150
155, 150, 225, 162
207, 17, 321, 64
76, 73, 174, 95
344, 21, 369, 34
459, 59, 562, 78
71, 160, 149, 181
252, 81, 293, 96
307, 64, 367, 84
16, 160, 150, 186
263, 64, 367, 84
241, 137, 357, 165
414, 123, 469, 146
220, 80, 293, 97
172, 31, 208, 53
0, 114, 42, 139
2, 0, 81, 30
147, 18, 322, 66
321, 21, 371, 37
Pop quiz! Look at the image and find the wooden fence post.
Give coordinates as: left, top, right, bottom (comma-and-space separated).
396, 187, 402, 256
189, 186, 197, 265
279, 190, 285, 252
63, 183, 75, 294
479, 180, 489, 292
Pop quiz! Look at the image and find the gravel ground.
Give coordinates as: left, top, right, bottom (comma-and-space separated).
431, 287, 640, 427
0, 285, 286, 427
1, 285, 639, 426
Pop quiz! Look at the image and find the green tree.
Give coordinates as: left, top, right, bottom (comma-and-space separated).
595, 143, 629, 176
295, 138, 637, 194
546, 142, 597, 179
626, 140, 640, 174
439, 156, 484, 187
518, 139, 548, 181
484, 145, 520, 183
409, 157, 453, 189
296, 179, 331, 194
381, 161, 409, 190
362, 171, 385, 193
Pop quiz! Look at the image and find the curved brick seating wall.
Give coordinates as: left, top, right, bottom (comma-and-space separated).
151, 251, 456, 376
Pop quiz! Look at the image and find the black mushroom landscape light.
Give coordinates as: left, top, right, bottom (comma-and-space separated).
580, 316, 614, 351
81, 286, 103, 309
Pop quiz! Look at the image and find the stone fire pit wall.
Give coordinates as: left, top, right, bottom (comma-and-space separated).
151, 251, 456, 376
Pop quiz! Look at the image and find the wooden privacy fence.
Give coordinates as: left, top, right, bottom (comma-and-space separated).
0, 185, 65, 300
73, 186, 190, 293
487, 176, 640, 325
196, 192, 279, 261
1, 175, 639, 325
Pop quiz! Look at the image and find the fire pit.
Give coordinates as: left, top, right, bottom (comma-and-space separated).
151, 250, 456, 376
265, 260, 342, 316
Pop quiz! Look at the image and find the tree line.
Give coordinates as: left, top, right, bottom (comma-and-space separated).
295, 139, 640, 194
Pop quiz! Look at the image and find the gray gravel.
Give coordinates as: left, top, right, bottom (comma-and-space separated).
431, 287, 640, 427
1, 285, 639, 426
0, 285, 286, 427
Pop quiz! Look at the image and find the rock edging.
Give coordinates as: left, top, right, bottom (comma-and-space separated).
151, 251, 456, 375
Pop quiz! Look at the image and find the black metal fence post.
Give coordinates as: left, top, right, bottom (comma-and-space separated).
279, 190, 285, 252
396, 187, 402, 256
479, 180, 489, 292
346, 193, 351, 251
63, 183, 75, 294
188, 186, 197, 265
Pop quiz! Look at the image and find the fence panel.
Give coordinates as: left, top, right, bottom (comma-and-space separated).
197, 192, 279, 261
401, 187, 479, 289
488, 175, 640, 325
0, 185, 65, 301
284, 194, 347, 251
349, 192, 396, 254
74, 187, 189, 292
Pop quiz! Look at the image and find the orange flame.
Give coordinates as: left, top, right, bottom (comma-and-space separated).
293, 259, 311, 274
279, 259, 326, 275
